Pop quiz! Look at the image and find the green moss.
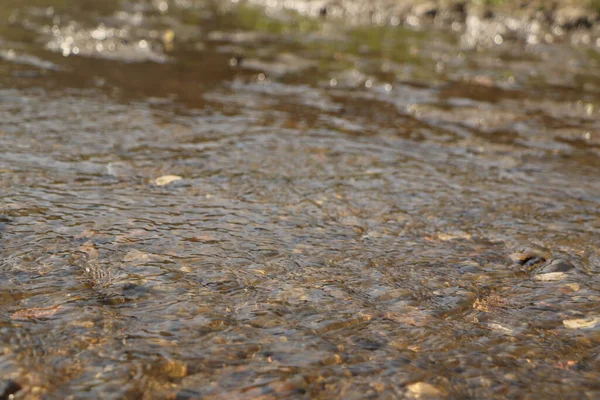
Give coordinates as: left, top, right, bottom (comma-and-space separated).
229, 3, 322, 34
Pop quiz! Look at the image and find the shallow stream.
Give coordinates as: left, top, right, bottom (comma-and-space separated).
1, 0, 599, 398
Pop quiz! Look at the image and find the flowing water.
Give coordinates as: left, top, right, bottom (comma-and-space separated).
1, 0, 600, 398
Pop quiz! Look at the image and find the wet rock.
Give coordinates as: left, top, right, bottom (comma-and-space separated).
370, 381, 386, 394
472, 292, 510, 313
435, 231, 472, 241
533, 259, 575, 281
487, 322, 517, 336
458, 262, 481, 274
267, 377, 307, 397
11, 305, 61, 320
563, 317, 600, 330
175, 388, 202, 400
509, 247, 550, 269
160, 359, 188, 380
539, 259, 575, 273
534, 272, 567, 282
560, 283, 581, 293
248, 315, 283, 329
406, 382, 446, 399
355, 338, 385, 351
0, 379, 21, 400
152, 175, 182, 186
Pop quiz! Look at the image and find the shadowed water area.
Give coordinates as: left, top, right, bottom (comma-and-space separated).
1, 0, 600, 398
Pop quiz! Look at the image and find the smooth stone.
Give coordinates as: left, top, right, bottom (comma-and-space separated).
406, 382, 446, 399
539, 259, 575, 273
563, 317, 600, 330
160, 359, 188, 380
152, 175, 183, 186
509, 247, 550, 267
487, 322, 517, 336
560, 283, 581, 293
534, 272, 568, 281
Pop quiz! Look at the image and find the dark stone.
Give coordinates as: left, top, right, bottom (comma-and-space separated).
459, 264, 481, 274
176, 388, 202, 400
0, 379, 21, 400
524, 256, 546, 267
539, 259, 575, 273
509, 247, 550, 269
356, 338, 385, 351
122, 282, 139, 291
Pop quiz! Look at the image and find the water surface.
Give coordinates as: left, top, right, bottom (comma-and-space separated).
1, 0, 599, 398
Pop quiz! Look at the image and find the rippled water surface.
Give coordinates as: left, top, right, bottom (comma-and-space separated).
1, 0, 600, 398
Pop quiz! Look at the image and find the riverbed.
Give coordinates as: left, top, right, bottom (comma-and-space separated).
1, 0, 599, 398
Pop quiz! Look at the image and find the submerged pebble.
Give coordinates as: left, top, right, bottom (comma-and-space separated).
534, 272, 568, 281
560, 283, 581, 293
406, 382, 446, 399
1, 0, 600, 398
563, 317, 600, 330
533, 259, 575, 281
152, 175, 183, 186
539, 259, 575, 273
509, 247, 551, 268
11, 305, 61, 320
